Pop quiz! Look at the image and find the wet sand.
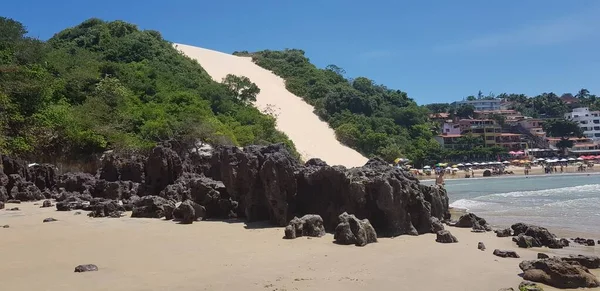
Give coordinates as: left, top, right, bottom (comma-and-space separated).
1, 202, 598, 291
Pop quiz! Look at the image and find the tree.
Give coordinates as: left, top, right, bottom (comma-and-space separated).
543, 119, 584, 138
556, 137, 574, 156
489, 113, 506, 127
456, 104, 475, 119
466, 95, 476, 101
222, 74, 260, 104
477, 90, 484, 99
325, 64, 345, 76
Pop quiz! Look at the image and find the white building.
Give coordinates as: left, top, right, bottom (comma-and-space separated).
564, 107, 600, 140
456, 99, 502, 111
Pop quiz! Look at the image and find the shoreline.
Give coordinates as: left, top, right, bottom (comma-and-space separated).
420, 169, 600, 183
2, 202, 598, 291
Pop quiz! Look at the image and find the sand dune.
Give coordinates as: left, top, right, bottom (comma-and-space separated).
174, 43, 368, 168
5, 202, 597, 291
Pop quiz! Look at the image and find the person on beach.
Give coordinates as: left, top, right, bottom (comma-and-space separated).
435, 171, 445, 187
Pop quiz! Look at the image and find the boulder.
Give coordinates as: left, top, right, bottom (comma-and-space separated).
478, 242, 486, 251
518, 281, 543, 291
519, 258, 600, 288
455, 213, 491, 231
88, 200, 124, 218
514, 234, 542, 248
559, 238, 570, 247
436, 230, 458, 243
173, 200, 205, 223
41, 199, 52, 208
7, 207, 19, 211
495, 228, 512, 237
493, 249, 520, 258
333, 212, 377, 246
173, 200, 195, 224
0, 201, 3, 210
511, 223, 562, 248
27, 164, 57, 191
538, 253, 549, 259
163, 203, 175, 220
561, 255, 600, 269
43, 217, 58, 223
430, 217, 445, 232
283, 214, 326, 239
74, 264, 98, 272
131, 196, 172, 218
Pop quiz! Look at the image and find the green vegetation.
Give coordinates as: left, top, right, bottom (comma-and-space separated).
0, 17, 297, 160
542, 119, 584, 138
234, 49, 441, 165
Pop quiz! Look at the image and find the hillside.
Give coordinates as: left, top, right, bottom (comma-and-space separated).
233, 50, 440, 165
174, 44, 368, 167
0, 17, 296, 161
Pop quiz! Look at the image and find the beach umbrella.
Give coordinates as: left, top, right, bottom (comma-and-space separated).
456, 163, 464, 167
394, 158, 401, 164
568, 158, 576, 161
452, 168, 458, 171
560, 158, 568, 162
451, 164, 458, 168
445, 167, 452, 170
465, 163, 472, 166
472, 162, 480, 165
509, 151, 517, 155
423, 165, 431, 169
536, 158, 545, 161
577, 157, 584, 161
502, 161, 510, 164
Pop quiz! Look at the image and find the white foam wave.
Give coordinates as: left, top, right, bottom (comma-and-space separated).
481, 184, 600, 199
450, 199, 493, 211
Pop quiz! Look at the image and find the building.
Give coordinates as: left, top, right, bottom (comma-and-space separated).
435, 119, 527, 150
564, 107, 600, 140
518, 118, 546, 138
456, 99, 502, 111
546, 137, 600, 152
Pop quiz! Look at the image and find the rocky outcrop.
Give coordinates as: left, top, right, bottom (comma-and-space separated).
573, 237, 596, 246
334, 212, 377, 246
430, 217, 444, 232
519, 258, 600, 288
436, 230, 458, 243
514, 234, 542, 248
511, 223, 562, 248
494, 228, 512, 237
455, 213, 491, 231
284, 214, 326, 239
88, 200, 124, 218
561, 255, 600, 269
173, 200, 206, 223
145, 146, 183, 196
131, 196, 172, 218
493, 249, 520, 258
99, 153, 145, 183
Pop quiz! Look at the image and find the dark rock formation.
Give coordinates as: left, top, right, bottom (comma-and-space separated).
57, 172, 96, 193
145, 146, 182, 196
436, 230, 458, 243
538, 253, 549, 259
559, 238, 570, 247
494, 228, 512, 237
511, 223, 562, 248
173, 200, 195, 224
74, 264, 98, 272
518, 281, 543, 291
429, 217, 444, 233
455, 213, 491, 231
478, 242, 486, 251
284, 214, 326, 239
88, 200, 124, 218
41, 199, 52, 208
493, 249, 520, 258
304, 158, 328, 167
7, 207, 19, 211
131, 196, 172, 218
334, 212, 377, 246
163, 203, 175, 220
27, 164, 57, 191
0, 201, 3, 210
573, 238, 596, 246
514, 234, 542, 248
482, 169, 492, 177
43, 217, 58, 223
519, 258, 599, 288
561, 255, 600, 269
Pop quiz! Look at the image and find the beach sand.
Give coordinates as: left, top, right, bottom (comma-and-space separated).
421, 165, 600, 181
1, 202, 598, 291
173, 44, 368, 168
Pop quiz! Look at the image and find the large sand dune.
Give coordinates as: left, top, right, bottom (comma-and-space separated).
174, 43, 368, 168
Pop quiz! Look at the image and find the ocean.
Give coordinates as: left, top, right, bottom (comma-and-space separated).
426, 174, 600, 236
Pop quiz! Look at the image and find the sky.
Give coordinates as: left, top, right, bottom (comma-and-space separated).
3, 0, 600, 105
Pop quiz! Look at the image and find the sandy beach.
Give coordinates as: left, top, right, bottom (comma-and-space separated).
1, 202, 598, 291
174, 44, 368, 168
420, 165, 600, 181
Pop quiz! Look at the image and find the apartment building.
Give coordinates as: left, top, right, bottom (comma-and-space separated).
456, 99, 502, 111
435, 119, 527, 150
564, 107, 600, 140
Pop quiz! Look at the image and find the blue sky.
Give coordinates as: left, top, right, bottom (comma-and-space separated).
4, 0, 600, 104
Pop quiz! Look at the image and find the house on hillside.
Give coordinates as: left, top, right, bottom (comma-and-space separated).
456, 99, 502, 111
435, 119, 527, 150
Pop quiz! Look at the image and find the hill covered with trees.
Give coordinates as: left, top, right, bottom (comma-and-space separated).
233, 49, 441, 165
0, 17, 296, 161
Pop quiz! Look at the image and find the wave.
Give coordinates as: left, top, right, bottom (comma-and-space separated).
450, 199, 494, 211
479, 184, 600, 199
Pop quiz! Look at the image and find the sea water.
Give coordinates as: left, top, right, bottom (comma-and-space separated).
429, 174, 600, 236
